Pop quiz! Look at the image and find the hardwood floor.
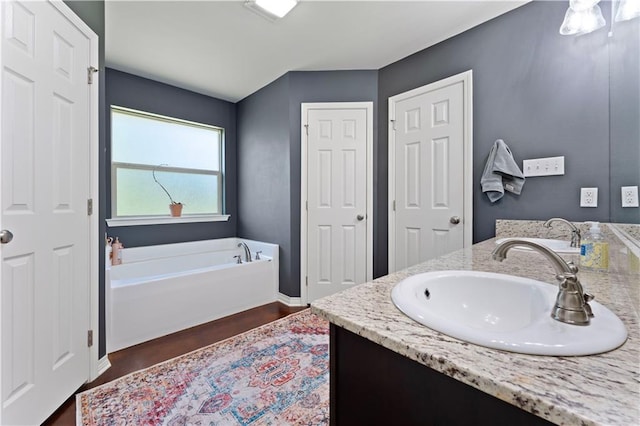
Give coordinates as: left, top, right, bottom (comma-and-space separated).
43, 302, 307, 426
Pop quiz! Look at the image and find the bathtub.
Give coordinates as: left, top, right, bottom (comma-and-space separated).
106, 238, 279, 352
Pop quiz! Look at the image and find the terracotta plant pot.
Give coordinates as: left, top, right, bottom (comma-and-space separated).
169, 203, 183, 217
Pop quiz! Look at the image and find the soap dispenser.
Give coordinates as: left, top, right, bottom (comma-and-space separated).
105, 235, 113, 268
111, 237, 124, 266
580, 222, 609, 272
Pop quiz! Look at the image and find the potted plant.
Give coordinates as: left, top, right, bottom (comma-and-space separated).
153, 164, 183, 217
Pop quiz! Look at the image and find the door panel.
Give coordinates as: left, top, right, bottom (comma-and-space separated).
306, 107, 368, 302
392, 80, 466, 271
1, 1, 92, 424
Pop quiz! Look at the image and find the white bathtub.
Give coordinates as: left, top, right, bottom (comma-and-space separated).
106, 238, 279, 352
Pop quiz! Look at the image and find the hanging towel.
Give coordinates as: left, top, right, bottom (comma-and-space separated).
481, 139, 525, 203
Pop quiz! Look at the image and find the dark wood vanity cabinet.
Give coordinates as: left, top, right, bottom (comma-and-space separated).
329, 324, 555, 426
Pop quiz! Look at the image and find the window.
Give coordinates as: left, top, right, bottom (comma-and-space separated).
110, 106, 224, 218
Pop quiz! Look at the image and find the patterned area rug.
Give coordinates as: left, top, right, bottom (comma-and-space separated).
77, 310, 329, 425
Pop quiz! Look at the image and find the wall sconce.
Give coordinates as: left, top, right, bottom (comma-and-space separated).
245, 0, 299, 21
560, 0, 605, 35
560, 0, 640, 36
615, 0, 640, 22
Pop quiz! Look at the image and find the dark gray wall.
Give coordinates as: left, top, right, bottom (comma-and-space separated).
237, 74, 292, 295
610, 16, 640, 223
105, 68, 238, 247
237, 71, 378, 297
69, 0, 637, 356
63, 0, 107, 358
288, 71, 378, 297
377, 0, 628, 277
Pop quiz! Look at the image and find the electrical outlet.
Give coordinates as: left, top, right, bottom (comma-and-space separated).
522, 156, 565, 177
621, 186, 639, 208
580, 187, 598, 207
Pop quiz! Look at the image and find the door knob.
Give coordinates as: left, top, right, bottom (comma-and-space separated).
0, 230, 14, 244
357, 214, 365, 221
449, 216, 461, 225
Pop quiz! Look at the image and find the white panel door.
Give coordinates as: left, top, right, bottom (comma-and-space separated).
390, 74, 471, 272
305, 106, 369, 302
1, 1, 93, 424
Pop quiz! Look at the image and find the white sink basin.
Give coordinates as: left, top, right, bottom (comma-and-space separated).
391, 270, 627, 356
495, 237, 579, 254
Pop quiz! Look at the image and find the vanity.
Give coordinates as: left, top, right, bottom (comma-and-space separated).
311, 220, 639, 425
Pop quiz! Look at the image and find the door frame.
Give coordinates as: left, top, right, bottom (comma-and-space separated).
300, 102, 374, 305
388, 70, 473, 273
77, 0, 103, 381
47, 0, 103, 382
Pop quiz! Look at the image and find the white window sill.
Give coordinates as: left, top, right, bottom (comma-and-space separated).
106, 215, 231, 227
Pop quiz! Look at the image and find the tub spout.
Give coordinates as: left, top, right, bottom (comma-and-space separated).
238, 242, 252, 263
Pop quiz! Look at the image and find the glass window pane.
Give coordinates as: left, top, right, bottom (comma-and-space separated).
115, 168, 219, 216
111, 109, 220, 171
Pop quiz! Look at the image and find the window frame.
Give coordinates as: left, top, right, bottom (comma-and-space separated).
109, 105, 226, 222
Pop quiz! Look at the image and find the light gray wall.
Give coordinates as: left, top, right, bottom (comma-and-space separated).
376, 0, 632, 277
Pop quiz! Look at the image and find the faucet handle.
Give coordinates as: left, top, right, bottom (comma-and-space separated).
233, 255, 242, 264
255, 250, 262, 260
583, 292, 595, 317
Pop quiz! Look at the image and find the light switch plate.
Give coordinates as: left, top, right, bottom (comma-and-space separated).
621, 186, 639, 207
580, 187, 598, 207
522, 156, 565, 177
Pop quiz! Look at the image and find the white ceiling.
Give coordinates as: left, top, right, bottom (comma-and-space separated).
106, 0, 528, 102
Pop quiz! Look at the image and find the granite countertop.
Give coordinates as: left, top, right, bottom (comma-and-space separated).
311, 222, 640, 426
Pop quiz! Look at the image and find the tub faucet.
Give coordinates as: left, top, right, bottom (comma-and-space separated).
491, 239, 594, 325
543, 217, 581, 248
238, 242, 252, 263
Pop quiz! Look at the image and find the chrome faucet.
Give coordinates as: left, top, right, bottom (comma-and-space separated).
492, 239, 594, 325
238, 241, 252, 263
543, 217, 581, 248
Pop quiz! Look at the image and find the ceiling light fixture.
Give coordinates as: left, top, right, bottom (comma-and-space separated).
245, 0, 299, 21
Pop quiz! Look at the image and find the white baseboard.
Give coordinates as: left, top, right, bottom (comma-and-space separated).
97, 355, 111, 377
89, 354, 112, 382
278, 292, 306, 307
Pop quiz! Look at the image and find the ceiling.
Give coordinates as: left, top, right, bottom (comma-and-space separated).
106, 0, 529, 103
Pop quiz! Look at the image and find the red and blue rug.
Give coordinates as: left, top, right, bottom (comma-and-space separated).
77, 310, 329, 425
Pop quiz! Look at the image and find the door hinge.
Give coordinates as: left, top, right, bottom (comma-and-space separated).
87, 66, 98, 84
87, 198, 93, 216
390, 119, 396, 131
305, 200, 308, 211
393, 200, 396, 211
304, 124, 309, 135
306, 276, 308, 287
87, 330, 93, 347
